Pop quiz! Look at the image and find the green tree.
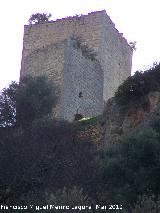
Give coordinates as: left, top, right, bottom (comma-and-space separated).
28, 13, 52, 25
16, 76, 58, 127
0, 81, 18, 127
0, 75, 58, 127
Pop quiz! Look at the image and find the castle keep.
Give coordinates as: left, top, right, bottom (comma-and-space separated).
20, 10, 133, 121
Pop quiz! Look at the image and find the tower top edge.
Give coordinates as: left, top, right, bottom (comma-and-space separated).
24, 9, 132, 50
24, 10, 107, 27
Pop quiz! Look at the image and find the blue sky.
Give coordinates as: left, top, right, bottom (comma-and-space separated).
0, 0, 160, 89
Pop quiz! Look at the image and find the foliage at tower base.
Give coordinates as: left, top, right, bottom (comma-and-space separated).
1, 65, 160, 212
0, 75, 97, 207
0, 76, 58, 127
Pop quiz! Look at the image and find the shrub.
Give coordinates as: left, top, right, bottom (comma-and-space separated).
115, 63, 160, 106
97, 128, 160, 206
28, 13, 52, 24
16, 75, 58, 127
0, 76, 58, 127
0, 117, 97, 204
131, 194, 160, 213
71, 36, 97, 61
46, 187, 92, 212
1, 187, 93, 213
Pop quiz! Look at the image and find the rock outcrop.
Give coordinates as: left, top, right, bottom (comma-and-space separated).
104, 91, 160, 144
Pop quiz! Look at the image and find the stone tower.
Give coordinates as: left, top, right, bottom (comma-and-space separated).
20, 10, 133, 121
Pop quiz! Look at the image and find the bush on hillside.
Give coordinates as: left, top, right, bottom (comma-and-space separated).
1, 187, 93, 213
97, 128, 160, 206
46, 187, 92, 212
0, 117, 97, 204
0, 75, 98, 204
16, 76, 58, 127
115, 63, 160, 106
131, 194, 160, 213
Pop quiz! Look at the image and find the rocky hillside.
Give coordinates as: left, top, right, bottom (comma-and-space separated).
104, 91, 160, 145
102, 62, 160, 146
79, 63, 160, 146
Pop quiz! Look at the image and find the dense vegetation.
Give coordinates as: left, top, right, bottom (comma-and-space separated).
1, 66, 160, 212
115, 62, 160, 106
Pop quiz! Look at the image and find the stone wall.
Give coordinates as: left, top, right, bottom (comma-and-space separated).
100, 14, 132, 101
61, 39, 103, 121
20, 10, 133, 120
21, 41, 66, 117
21, 42, 64, 87
21, 38, 103, 121
21, 11, 104, 59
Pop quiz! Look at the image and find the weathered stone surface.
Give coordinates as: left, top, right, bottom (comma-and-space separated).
104, 98, 125, 144
122, 103, 146, 133
104, 91, 160, 144
20, 10, 132, 121
77, 122, 104, 146
21, 39, 103, 121
148, 91, 160, 112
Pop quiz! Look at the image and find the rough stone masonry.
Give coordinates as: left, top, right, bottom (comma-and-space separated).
20, 10, 133, 121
